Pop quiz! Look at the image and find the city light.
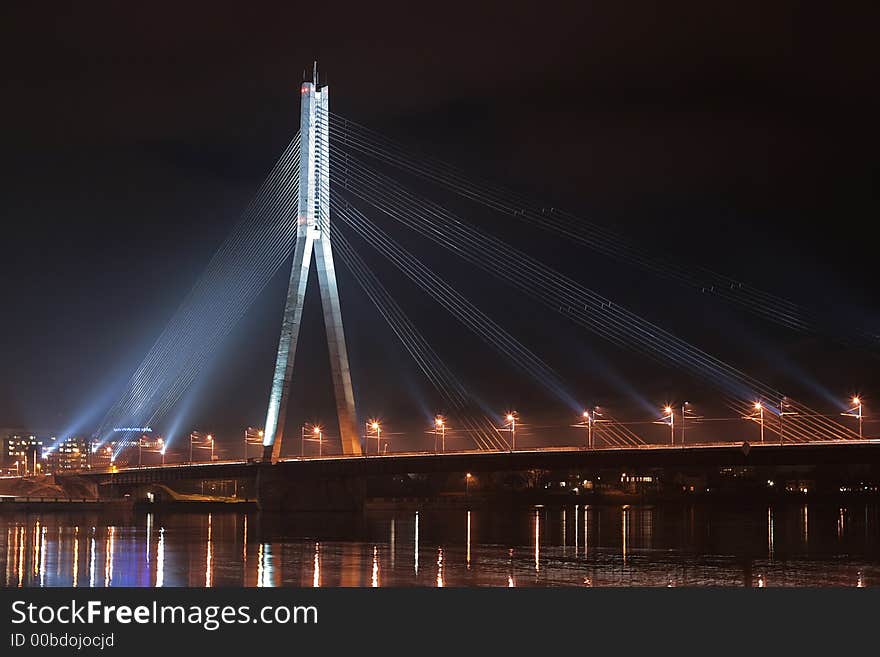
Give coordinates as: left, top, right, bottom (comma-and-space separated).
434, 415, 446, 452
503, 412, 518, 451
579, 409, 596, 449
301, 424, 324, 457
842, 396, 864, 439
244, 427, 265, 460
655, 405, 675, 445
314, 425, 323, 457
367, 420, 382, 455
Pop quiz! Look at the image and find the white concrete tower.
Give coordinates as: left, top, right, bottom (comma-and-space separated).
263, 69, 361, 461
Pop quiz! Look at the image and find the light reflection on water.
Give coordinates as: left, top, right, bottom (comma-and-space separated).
1, 503, 879, 587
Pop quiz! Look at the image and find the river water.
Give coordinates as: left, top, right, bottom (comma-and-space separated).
1, 503, 878, 587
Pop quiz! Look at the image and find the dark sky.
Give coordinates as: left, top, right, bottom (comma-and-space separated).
1, 2, 877, 453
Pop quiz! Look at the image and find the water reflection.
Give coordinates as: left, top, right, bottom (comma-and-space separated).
436, 547, 444, 588
156, 528, 165, 587
466, 511, 471, 569
413, 512, 419, 576
801, 504, 809, 547
205, 514, 213, 588
146, 513, 152, 564
508, 548, 515, 587
534, 509, 540, 573
390, 517, 395, 569
72, 527, 79, 588
89, 529, 95, 587
312, 542, 320, 588
257, 543, 273, 587
1, 504, 879, 587
103, 526, 114, 587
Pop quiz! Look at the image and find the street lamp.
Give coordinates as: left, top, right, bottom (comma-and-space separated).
581, 410, 595, 449
244, 427, 263, 460
652, 405, 675, 444
655, 405, 674, 445
207, 434, 214, 462
842, 396, 863, 440
754, 402, 765, 443
778, 397, 796, 445
505, 412, 517, 451
367, 420, 382, 455
434, 416, 446, 453
465, 472, 472, 497
300, 424, 322, 457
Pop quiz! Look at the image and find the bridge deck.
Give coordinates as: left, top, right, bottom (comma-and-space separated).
51, 440, 880, 485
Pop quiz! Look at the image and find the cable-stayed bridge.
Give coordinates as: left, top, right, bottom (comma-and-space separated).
57, 67, 878, 508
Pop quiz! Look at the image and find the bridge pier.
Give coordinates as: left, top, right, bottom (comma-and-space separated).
255, 463, 366, 512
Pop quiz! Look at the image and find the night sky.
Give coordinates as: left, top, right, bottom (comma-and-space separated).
1, 2, 877, 454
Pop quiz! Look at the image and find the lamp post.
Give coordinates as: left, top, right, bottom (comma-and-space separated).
664, 406, 674, 445
505, 412, 517, 451
755, 402, 765, 443
302, 425, 324, 457
681, 402, 688, 444
842, 396, 863, 440
465, 472, 472, 498
855, 397, 863, 440
779, 397, 785, 444
367, 421, 381, 455
435, 416, 446, 453
244, 428, 263, 460
581, 410, 594, 449
207, 435, 214, 462
778, 397, 796, 445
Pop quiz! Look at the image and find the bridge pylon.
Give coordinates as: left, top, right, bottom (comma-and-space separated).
262, 69, 361, 461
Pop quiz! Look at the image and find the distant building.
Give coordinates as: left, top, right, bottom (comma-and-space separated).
90, 440, 114, 470
44, 437, 115, 473
44, 437, 88, 473
4, 433, 42, 476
